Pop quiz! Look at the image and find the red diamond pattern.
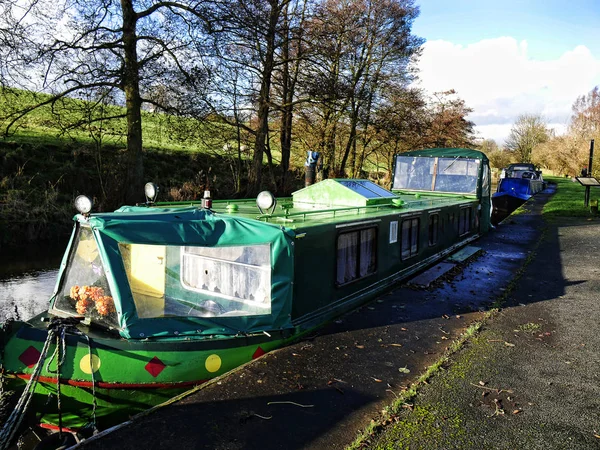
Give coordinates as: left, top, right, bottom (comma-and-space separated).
145, 356, 166, 377
252, 346, 266, 360
19, 346, 41, 368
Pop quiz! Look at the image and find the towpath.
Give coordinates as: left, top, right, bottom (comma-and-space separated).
75, 186, 598, 450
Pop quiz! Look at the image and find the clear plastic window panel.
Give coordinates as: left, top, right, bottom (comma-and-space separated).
434, 158, 480, 194
393, 157, 435, 191
53, 226, 119, 328
119, 243, 272, 318
393, 156, 480, 194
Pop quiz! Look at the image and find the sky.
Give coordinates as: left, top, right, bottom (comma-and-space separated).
411, 0, 600, 144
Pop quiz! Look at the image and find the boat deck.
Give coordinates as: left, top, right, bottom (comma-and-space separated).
199, 192, 475, 228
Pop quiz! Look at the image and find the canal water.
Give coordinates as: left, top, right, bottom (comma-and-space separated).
0, 243, 66, 322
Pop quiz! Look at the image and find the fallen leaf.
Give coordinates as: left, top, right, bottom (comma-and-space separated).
512, 409, 522, 415
356, 345, 365, 349
400, 327, 408, 331
398, 367, 411, 374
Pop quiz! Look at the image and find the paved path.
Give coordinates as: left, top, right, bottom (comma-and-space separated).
76, 190, 563, 450
370, 216, 600, 448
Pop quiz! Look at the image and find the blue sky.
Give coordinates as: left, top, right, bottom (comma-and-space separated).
411, 0, 600, 143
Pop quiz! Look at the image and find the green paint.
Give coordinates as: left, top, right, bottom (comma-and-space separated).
1, 149, 492, 432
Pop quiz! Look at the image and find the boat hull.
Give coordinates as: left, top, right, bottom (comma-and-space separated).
1, 318, 288, 430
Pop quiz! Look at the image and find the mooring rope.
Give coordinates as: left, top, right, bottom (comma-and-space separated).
0, 325, 55, 450
0, 317, 96, 450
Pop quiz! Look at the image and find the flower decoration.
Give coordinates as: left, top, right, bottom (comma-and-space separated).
69, 285, 116, 317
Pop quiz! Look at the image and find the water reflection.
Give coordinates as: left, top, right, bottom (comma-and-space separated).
0, 243, 65, 322
0, 269, 59, 321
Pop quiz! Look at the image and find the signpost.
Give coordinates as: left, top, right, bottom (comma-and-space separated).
583, 140, 595, 207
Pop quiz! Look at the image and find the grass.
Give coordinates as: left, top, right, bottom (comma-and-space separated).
517, 322, 542, 333
542, 176, 598, 217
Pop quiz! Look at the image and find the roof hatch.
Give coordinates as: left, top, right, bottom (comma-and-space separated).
292, 179, 397, 207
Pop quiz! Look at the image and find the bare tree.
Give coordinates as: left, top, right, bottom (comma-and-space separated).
296, 0, 422, 178
505, 114, 550, 163
0, 0, 213, 203
570, 86, 600, 139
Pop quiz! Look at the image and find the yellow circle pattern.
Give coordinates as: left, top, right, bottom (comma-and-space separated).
205, 354, 222, 373
80, 354, 101, 374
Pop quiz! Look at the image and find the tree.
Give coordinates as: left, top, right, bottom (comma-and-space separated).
423, 90, 476, 149
570, 86, 600, 139
504, 114, 550, 163
296, 0, 423, 178
0, 0, 212, 203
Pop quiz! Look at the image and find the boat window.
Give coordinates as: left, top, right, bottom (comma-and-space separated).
434, 158, 479, 194
52, 225, 119, 329
482, 165, 490, 198
337, 180, 396, 199
401, 218, 419, 259
336, 227, 377, 285
393, 156, 480, 194
119, 243, 272, 319
459, 207, 472, 235
393, 157, 435, 191
428, 214, 439, 246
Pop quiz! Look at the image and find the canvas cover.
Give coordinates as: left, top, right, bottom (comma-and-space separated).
56, 207, 295, 339
394, 148, 492, 233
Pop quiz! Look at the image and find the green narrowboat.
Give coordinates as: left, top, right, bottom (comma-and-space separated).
0, 148, 490, 440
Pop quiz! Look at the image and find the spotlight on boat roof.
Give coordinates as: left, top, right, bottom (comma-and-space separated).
74, 195, 93, 215
144, 182, 159, 204
256, 191, 277, 215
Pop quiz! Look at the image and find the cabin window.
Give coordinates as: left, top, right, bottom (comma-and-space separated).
336, 227, 377, 285
180, 244, 272, 316
459, 207, 472, 235
389, 221, 398, 244
428, 214, 439, 246
401, 218, 419, 259
119, 243, 272, 319
52, 225, 119, 329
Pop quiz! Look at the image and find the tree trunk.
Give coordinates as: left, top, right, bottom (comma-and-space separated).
121, 0, 144, 204
248, 0, 281, 196
339, 99, 358, 177
279, 8, 291, 194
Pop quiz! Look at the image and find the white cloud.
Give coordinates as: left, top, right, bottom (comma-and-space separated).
415, 37, 600, 144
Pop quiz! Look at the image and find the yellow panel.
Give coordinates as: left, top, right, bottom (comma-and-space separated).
130, 244, 166, 298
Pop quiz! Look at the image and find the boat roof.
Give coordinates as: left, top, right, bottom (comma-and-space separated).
400, 147, 489, 162
86, 179, 475, 236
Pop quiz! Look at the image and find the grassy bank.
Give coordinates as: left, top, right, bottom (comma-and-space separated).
0, 137, 304, 250
542, 176, 598, 217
